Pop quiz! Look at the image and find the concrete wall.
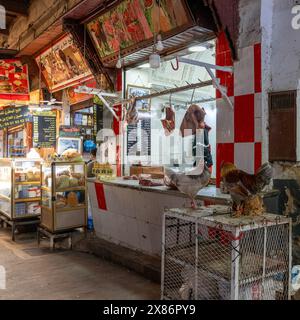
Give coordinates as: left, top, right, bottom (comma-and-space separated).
262, 0, 300, 170
261, 0, 300, 263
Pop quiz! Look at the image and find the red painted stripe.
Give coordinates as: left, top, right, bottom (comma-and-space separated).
234, 94, 255, 143
254, 43, 262, 93
0, 94, 30, 101
254, 142, 262, 173
113, 69, 123, 176
216, 31, 231, 54
95, 182, 107, 211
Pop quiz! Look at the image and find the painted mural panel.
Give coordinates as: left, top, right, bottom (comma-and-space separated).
0, 59, 30, 101
36, 35, 92, 92
87, 0, 191, 59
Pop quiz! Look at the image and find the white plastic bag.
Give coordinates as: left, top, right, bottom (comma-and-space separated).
292, 266, 300, 292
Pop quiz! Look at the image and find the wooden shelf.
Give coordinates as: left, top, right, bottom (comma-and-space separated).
14, 213, 40, 219
15, 197, 41, 203
41, 205, 51, 211
55, 205, 86, 212
43, 186, 86, 192
15, 181, 41, 186
56, 186, 86, 192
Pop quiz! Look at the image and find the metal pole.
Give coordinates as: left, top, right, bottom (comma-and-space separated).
231, 230, 240, 300
178, 57, 233, 73
114, 80, 213, 105
161, 212, 166, 300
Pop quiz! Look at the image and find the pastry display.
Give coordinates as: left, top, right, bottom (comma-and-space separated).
67, 192, 79, 207
47, 149, 83, 162
15, 168, 41, 182
55, 172, 84, 190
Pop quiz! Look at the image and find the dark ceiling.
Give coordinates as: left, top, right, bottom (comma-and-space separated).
0, 0, 30, 57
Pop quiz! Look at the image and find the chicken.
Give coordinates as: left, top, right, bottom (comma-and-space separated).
164, 159, 211, 209
221, 162, 273, 216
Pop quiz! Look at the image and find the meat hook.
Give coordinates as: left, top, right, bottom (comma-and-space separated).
171, 57, 179, 71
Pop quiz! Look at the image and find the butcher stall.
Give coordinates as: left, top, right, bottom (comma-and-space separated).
87, 178, 279, 257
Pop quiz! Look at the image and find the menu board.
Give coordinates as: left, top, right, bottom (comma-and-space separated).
93, 103, 104, 134
141, 119, 151, 156
127, 119, 151, 156
127, 124, 138, 156
0, 106, 29, 129
33, 111, 56, 148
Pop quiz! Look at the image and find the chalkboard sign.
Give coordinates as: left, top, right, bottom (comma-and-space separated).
0, 106, 29, 129
93, 103, 103, 134
33, 111, 56, 148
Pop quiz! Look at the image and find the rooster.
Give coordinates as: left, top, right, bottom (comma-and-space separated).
221, 162, 273, 216
164, 159, 211, 209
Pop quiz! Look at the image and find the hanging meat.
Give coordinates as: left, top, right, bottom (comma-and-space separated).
161, 105, 175, 136
180, 104, 206, 137
126, 96, 139, 125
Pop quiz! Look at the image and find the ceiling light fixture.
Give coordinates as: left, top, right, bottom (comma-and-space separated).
149, 51, 161, 69
188, 45, 207, 52
116, 51, 122, 69
156, 34, 164, 51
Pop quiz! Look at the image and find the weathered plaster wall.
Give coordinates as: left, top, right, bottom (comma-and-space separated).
261, 0, 300, 263
261, 0, 300, 168
238, 0, 261, 49
4, 0, 81, 51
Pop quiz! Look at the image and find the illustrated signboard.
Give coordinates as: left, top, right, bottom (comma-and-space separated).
127, 85, 151, 113
87, 0, 191, 61
66, 78, 97, 105
36, 35, 93, 92
0, 106, 29, 129
33, 111, 57, 148
0, 60, 30, 101
59, 125, 81, 137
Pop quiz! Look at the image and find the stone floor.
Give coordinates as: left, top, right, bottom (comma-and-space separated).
0, 228, 160, 300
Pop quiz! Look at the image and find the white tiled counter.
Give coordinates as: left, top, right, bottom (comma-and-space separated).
87, 178, 231, 257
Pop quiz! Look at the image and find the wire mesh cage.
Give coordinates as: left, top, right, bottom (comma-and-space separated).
161, 208, 292, 300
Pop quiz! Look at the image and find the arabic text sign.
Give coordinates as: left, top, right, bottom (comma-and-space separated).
0, 106, 29, 129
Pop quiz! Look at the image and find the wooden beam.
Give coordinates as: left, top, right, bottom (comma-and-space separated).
1, 0, 29, 17
0, 29, 9, 36
0, 48, 19, 59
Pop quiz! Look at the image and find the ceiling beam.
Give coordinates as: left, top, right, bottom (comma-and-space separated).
0, 29, 9, 36
1, 0, 29, 17
0, 48, 19, 59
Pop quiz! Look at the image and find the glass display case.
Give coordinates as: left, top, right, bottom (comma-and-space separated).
0, 158, 41, 219
41, 161, 87, 232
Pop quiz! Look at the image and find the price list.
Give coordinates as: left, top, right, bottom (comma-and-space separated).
33, 113, 56, 148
